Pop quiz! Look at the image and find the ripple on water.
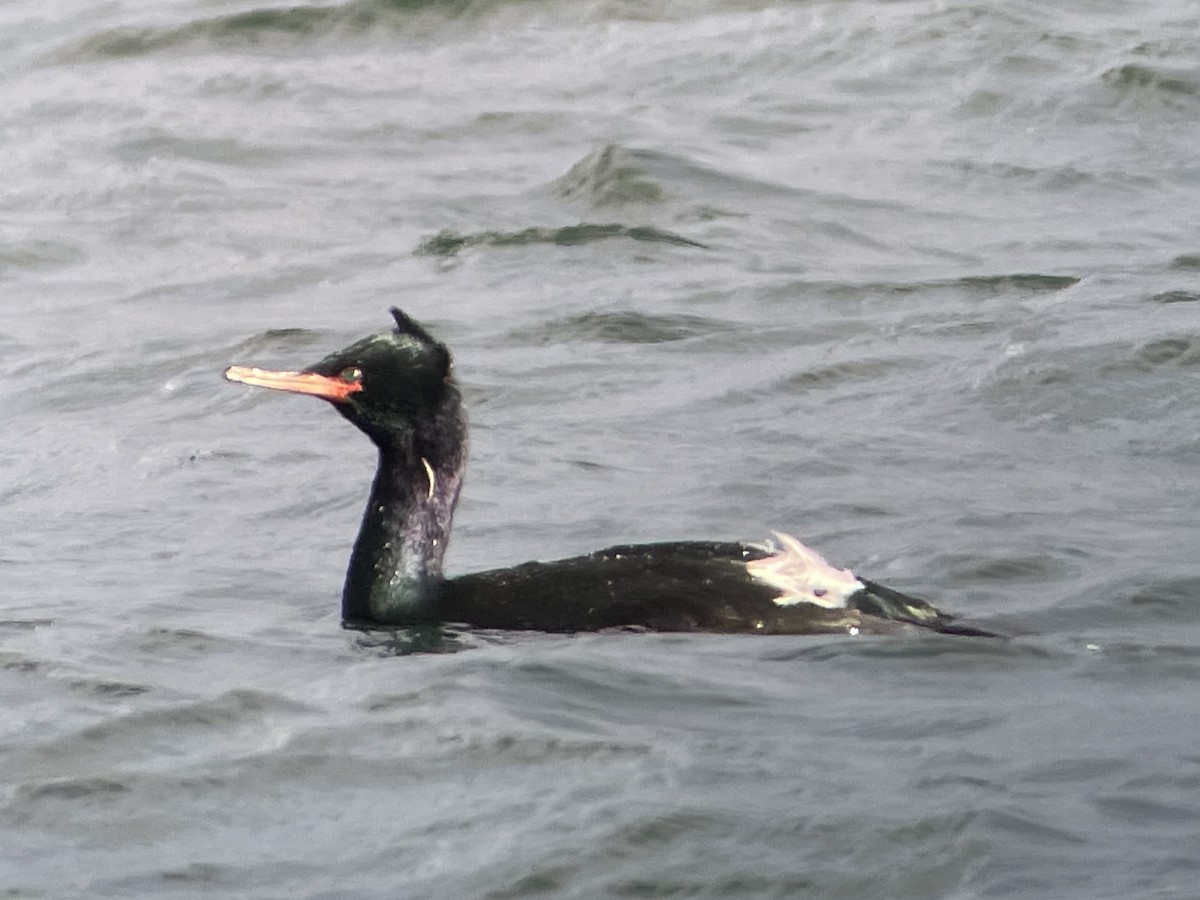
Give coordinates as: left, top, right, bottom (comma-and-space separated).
505, 309, 730, 345
415, 224, 709, 257
53, 1, 441, 61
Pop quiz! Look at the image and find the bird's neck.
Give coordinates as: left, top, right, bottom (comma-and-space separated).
341, 446, 463, 625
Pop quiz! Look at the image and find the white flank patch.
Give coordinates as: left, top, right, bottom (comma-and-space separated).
420, 457, 436, 501
745, 532, 865, 609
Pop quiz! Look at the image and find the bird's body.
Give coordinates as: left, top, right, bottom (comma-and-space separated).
225, 308, 993, 638
440, 540, 989, 636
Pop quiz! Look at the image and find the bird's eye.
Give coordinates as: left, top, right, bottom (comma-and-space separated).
340, 366, 363, 384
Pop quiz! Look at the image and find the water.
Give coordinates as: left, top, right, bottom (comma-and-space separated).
3, 1, 1200, 896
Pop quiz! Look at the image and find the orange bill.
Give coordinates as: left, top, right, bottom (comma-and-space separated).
224, 366, 363, 402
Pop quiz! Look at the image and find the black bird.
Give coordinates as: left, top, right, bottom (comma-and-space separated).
225, 309, 993, 637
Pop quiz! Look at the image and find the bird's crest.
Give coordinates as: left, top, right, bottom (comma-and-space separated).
390, 307, 439, 346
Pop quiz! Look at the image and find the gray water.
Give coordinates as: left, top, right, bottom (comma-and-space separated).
3, 1, 1200, 897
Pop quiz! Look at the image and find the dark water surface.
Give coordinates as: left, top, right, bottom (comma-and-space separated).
4, 1, 1200, 897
